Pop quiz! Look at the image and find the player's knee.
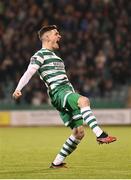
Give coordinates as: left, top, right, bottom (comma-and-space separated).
73, 126, 85, 140
78, 96, 90, 108
77, 126, 85, 140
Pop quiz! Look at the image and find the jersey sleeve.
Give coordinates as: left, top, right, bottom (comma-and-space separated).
15, 65, 38, 91
30, 53, 44, 69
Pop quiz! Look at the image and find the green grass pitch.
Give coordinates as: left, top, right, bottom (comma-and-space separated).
0, 126, 131, 179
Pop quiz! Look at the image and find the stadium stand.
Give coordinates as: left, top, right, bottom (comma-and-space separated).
0, 0, 131, 108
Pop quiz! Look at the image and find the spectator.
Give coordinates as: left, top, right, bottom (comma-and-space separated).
0, 0, 130, 105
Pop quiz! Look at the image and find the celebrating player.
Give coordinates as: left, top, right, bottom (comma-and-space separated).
13, 25, 117, 168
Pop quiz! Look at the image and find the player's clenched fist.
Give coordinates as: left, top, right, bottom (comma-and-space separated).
12, 90, 22, 99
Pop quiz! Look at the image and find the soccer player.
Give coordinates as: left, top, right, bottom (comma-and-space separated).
12, 25, 117, 168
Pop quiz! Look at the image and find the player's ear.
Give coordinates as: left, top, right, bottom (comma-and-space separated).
46, 34, 50, 42
43, 32, 50, 42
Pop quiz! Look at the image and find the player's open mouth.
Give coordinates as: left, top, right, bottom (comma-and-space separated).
57, 39, 60, 43
56, 39, 60, 45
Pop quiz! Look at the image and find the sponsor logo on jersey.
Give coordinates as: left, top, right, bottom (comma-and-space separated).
53, 62, 65, 70
30, 57, 37, 64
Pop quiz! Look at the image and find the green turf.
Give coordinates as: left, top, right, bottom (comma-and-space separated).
0, 126, 131, 179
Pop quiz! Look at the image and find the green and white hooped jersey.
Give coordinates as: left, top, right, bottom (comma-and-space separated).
30, 48, 73, 94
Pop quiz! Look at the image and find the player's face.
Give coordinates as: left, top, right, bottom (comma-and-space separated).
49, 29, 61, 49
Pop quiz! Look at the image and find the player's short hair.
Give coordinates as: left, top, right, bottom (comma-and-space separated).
38, 25, 58, 40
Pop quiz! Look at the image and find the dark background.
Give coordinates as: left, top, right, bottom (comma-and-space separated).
0, 0, 131, 107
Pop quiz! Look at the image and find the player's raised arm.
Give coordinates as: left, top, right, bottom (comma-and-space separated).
12, 64, 38, 100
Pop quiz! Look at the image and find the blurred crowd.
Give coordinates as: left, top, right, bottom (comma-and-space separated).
0, 0, 131, 105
